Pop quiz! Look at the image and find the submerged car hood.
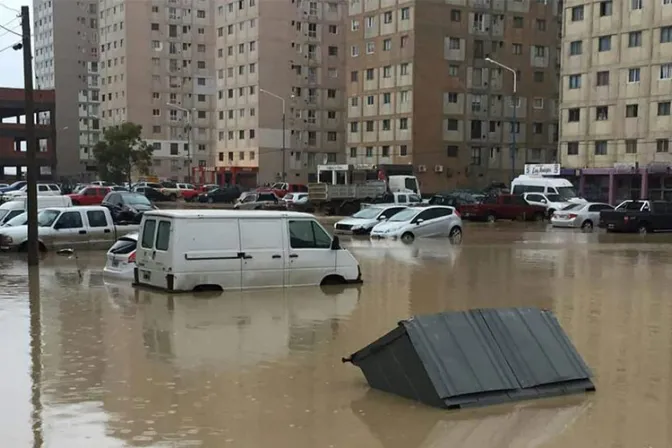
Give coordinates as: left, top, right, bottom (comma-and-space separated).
337, 217, 379, 227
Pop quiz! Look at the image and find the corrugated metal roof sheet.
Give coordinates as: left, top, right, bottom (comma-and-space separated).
345, 307, 595, 409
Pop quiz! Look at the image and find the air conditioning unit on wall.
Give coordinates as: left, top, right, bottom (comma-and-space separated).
434, 165, 444, 173
417, 165, 427, 173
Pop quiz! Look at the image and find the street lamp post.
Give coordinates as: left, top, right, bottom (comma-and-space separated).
166, 103, 194, 182
485, 57, 517, 181
259, 88, 286, 182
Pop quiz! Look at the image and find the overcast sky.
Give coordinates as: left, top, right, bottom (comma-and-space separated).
0, 0, 31, 88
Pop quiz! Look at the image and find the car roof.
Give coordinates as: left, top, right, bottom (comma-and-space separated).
43, 206, 107, 212
118, 232, 138, 241
143, 209, 315, 219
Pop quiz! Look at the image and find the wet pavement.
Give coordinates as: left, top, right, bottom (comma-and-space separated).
1, 223, 672, 447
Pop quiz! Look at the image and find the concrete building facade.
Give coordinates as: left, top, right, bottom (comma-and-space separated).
212, 0, 346, 185
33, 0, 100, 179
345, 0, 561, 193
98, 0, 216, 182
560, 0, 672, 202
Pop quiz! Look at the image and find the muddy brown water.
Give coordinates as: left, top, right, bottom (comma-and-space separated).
1, 223, 672, 447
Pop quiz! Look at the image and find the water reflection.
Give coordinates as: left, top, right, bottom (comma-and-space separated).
2, 225, 672, 446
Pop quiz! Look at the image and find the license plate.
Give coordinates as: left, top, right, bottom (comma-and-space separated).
142, 270, 151, 280
111, 259, 119, 267
608, 224, 614, 229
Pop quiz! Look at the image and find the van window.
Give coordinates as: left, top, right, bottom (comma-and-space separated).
405, 177, 418, 193
155, 221, 171, 251
87, 210, 107, 227
141, 219, 157, 249
289, 220, 331, 249
512, 184, 544, 195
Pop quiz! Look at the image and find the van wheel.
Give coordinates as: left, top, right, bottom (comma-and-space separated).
400, 232, 415, 244
320, 275, 346, 286
581, 220, 593, 231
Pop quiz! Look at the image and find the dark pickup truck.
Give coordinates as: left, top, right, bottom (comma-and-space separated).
600, 200, 672, 234
459, 194, 547, 222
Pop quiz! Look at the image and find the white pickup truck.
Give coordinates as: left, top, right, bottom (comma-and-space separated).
0, 205, 139, 252
359, 192, 423, 210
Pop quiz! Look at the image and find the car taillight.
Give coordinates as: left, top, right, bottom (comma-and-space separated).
454, 209, 461, 218
128, 251, 136, 263
568, 213, 577, 219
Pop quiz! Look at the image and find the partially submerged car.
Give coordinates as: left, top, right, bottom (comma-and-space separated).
334, 205, 407, 235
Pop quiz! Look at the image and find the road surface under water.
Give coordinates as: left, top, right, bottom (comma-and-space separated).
1, 223, 672, 447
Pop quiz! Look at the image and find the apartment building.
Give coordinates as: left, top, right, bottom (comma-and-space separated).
346, 0, 560, 193
98, 0, 216, 182
214, 0, 346, 185
560, 0, 672, 202
33, 0, 100, 179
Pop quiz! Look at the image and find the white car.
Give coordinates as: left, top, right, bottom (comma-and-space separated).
2, 183, 61, 201
103, 232, 138, 279
523, 192, 571, 217
550, 202, 614, 230
282, 192, 309, 207
334, 205, 407, 235
370, 205, 463, 244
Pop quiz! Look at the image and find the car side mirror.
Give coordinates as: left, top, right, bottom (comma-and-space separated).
378, 215, 387, 220
540, 199, 547, 204
330, 235, 341, 250
415, 219, 424, 225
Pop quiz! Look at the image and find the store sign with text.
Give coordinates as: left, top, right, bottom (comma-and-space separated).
524, 164, 561, 176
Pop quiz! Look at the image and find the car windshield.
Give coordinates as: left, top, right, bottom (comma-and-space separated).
546, 194, 562, 202
4, 212, 27, 227
561, 203, 582, 211
76, 186, 89, 194
388, 208, 419, 222
9, 182, 24, 189
556, 186, 578, 200
121, 193, 151, 206
352, 207, 383, 219
37, 209, 61, 227
0, 210, 8, 221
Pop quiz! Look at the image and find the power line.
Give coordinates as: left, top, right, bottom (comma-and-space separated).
0, 41, 18, 53
0, 3, 20, 14
0, 21, 21, 38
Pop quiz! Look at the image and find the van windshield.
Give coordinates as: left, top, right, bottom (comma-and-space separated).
546, 194, 562, 202
557, 186, 578, 200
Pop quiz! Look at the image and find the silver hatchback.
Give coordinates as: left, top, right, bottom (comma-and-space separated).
550, 202, 613, 230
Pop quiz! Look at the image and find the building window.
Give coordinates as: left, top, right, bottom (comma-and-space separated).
384, 11, 393, 23
658, 101, 671, 116
383, 39, 391, 51
381, 146, 390, 157
446, 145, 458, 157
448, 37, 460, 50
350, 122, 359, 132
351, 19, 359, 31
400, 7, 410, 20
660, 63, 672, 79
400, 35, 409, 48
631, 0, 642, 9
569, 41, 582, 55
447, 92, 458, 103
596, 71, 609, 86
382, 119, 391, 130
628, 67, 641, 83
568, 74, 581, 89
351, 45, 359, 57
349, 147, 357, 157
594, 141, 607, 155
399, 118, 408, 130
383, 66, 391, 78
383, 92, 391, 104
536, 19, 546, 31
626, 104, 639, 117
365, 147, 373, 157
599, 0, 612, 16
365, 120, 374, 132
596, 106, 609, 120
657, 139, 670, 152
534, 71, 544, 82
533, 98, 544, 109
400, 145, 408, 156
470, 147, 481, 165
571, 6, 584, 21
625, 140, 638, 154
662, 26, 672, 43
400, 63, 409, 75
366, 41, 375, 54
327, 132, 337, 141
568, 108, 581, 122
567, 142, 579, 155
447, 119, 459, 131
512, 43, 523, 55
598, 36, 612, 51
451, 9, 461, 21
628, 31, 642, 47
532, 123, 543, 134
513, 16, 523, 28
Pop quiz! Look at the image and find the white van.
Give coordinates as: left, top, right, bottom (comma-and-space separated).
0, 196, 73, 226
511, 175, 585, 203
134, 210, 362, 292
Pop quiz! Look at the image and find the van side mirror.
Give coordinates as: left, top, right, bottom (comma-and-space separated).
330, 235, 341, 250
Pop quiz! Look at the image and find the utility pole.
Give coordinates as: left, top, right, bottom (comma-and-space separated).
22, 5, 39, 265
166, 103, 193, 183
485, 57, 518, 181
259, 89, 286, 182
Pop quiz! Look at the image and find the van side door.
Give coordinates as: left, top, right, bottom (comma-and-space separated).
287, 219, 336, 287
239, 218, 285, 288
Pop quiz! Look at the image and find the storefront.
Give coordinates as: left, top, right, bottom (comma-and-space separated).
192, 166, 259, 188
573, 163, 672, 205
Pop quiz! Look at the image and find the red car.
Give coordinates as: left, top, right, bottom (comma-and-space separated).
459, 194, 546, 222
68, 186, 111, 206
257, 182, 307, 199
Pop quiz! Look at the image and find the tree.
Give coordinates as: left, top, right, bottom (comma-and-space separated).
92, 122, 154, 185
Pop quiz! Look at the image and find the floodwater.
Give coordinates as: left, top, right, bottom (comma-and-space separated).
1, 223, 672, 447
